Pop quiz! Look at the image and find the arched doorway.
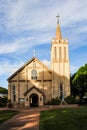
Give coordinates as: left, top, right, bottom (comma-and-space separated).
30, 94, 38, 107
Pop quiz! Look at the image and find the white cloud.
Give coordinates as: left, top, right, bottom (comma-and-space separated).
0, 58, 50, 79
0, 31, 52, 54
0, 42, 20, 54
42, 59, 50, 68
0, 60, 24, 76
0, 0, 87, 32
0, 0, 87, 52
76, 26, 87, 34
70, 65, 79, 74
0, 37, 35, 54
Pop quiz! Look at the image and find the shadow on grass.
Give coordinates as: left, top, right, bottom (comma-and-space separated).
40, 106, 87, 130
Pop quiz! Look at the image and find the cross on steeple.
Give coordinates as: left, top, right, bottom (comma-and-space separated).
56, 14, 60, 24
33, 49, 36, 57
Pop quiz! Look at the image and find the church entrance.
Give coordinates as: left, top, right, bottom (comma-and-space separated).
30, 94, 38, 107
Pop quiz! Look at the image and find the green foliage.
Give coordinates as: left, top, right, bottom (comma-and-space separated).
65, 95, 76, 104
0, 87, 8, 94
0, 96, 7, 103
72, 64, 87, 82
40, 107, 87, 130
46, 97, 60, 105
71, 64, 87, 102
0, 96, 8, 107
0, 102, 7, 107
77, 64, 87, 74
7, 99, 12, 108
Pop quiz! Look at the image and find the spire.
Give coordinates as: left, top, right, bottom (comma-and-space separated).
56, 14, 62, 39
56, 14, 60, 24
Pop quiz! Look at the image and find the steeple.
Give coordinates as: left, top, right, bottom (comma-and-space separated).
51, 15, 70, 99
56, 14, 62, 39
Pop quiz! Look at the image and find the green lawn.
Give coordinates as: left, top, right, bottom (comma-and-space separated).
40, 106, 87, 130
0, 110, 19, 124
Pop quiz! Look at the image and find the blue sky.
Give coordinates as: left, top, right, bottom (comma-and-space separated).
0, 0, 87, 88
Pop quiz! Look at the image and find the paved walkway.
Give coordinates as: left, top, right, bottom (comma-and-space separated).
0, 105, 78, 130
0, 108, 40, 130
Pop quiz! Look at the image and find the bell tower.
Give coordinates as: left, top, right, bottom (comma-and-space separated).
51, 15, 70, 100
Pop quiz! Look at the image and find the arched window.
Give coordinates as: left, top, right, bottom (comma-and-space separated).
54, 47, 57, 60
64, 47, 66, 59
12, 86, 16, 102
31, 70, 37, 80
59, 47, 61, 59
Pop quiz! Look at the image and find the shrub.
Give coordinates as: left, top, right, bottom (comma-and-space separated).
46, 97, 60, 105
0, 97, 8, 107
0, 102, 7, 107
78, 98, 87, 105
0, 96, 7, 103
65, 95, 76, 104
7, 99, 12, 108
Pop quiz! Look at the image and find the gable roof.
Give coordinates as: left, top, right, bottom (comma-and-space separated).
24, 86, 43, 96
7, 57, 51, 81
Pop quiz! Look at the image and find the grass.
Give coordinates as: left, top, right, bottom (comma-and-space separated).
40, 106, 87, 130
0, 110, 19, 124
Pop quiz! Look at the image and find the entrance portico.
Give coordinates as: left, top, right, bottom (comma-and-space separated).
24, 86, 44, 107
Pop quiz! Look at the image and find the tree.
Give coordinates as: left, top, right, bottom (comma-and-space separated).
71, 64, 87, 102
0, 87, 8, 94
0, 87, 8, 107
70, 73, 77, 97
